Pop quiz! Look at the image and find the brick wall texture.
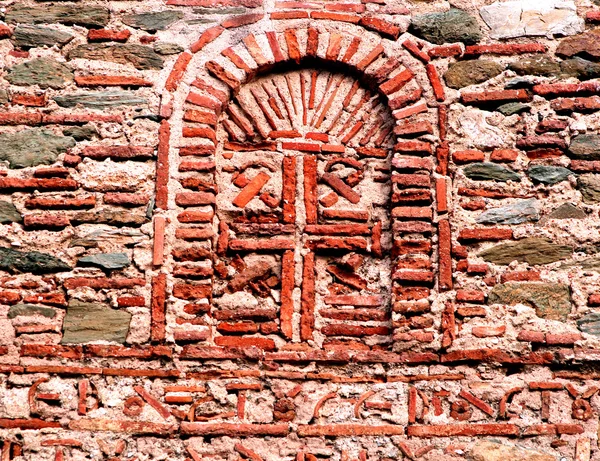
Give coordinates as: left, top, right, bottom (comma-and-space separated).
2, 0, 600, 459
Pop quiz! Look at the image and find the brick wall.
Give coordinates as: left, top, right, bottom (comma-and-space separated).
0, 0, 600, 459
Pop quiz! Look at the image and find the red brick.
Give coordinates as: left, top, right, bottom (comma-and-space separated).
389, 88, 423, 111
402, 39, 430, 62
215, 336, 276, 350
458, 228, 513, 242
467, 264, 488, 275
325, 3, 365, 12
9, 50, 28, 58
153, 216, 166, 267
23, 214, 70, 229
428, 44, 463, 58
456, 290, 485, 303
0, 419, 62, 430
570, 160, 600, 172
392, 206, 433, 220
177, 210, 214, 223
533, 82, 600, 98
182, 127, 217, 142
75, 76, 152, 87
104, 193, 149, 206
175, 227, 214, 241
452, 150, 485, 164
589, 294, 600, 306
222, 13, 264, 29
310, 11, 360, 23
25, 196, 95, 209
33, 167, 69, 178
426, 63, 445, 102
501, 271, 540, 283
458, 187, 524, 199
165, 52, 192, 92
516, 135, 567, 150
0, 25, 12, 39
87, 29, 131, 42
0, 291, 21, 305
393, 157, 433, 171
0, 112, 42, 125
82, 146, 154, 160
438, 220, 452, 291
156, 121, 170, 210
87, 345, 170, 359
394, 121, 433, 137
186, 93, 221, 112
359, 16, 402, 39
117, 296, 146, 307
184, 110, 219, 127
140, 35, 158, 44
206, 60, 240, 90
393, 102, 428, 120
322, 324, 390, 337
393, 270, 434, 283
380, 68, 414, 95
490, 149, 519, 162
536, 120, 570, 134
408, 424, 519, 437
21, 345, 82, 360
546, 333, 581, 345
23, 293, 66, 307
179, 160, 216, 172
271, 11, 309, 19
464, 43, 546, 56
150, 274, 166, 342
587, 10, 600, 22
460, 200, 484, 211
436, 178, 448, 214
191, 26, 224, 53
181, 422, 288, 436
472, 325, 506, 337
552, 96, 600, 113
64, 278, 145, 290
173, 284, 211, 300
461, 89, 532, 105
394, 141, 432, 155
392, 174, 431, 188
11, 93, 47, 107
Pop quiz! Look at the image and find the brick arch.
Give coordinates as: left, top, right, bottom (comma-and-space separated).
161, 23, 447, 356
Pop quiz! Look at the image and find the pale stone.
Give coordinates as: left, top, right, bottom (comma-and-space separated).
0, 129, 75, 169
452, 108, 506, 149
488, 283, 572, 320
0, 201, 22, 224
78, 252, 131, 270
8, 304, 56, 319
75, 160, 154, 193
546, 203, 587, 220
479, 237, 573, 265
578, 313, 600, 336
480, 0, 584, 39
61, 300, 131, 344
470, 441, 557, 461
476, 199, 539, 224
0, 247, 71, 274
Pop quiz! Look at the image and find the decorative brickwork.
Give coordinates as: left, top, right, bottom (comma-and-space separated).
2, 0, 600, 459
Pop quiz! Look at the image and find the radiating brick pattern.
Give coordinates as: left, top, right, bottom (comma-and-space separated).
1, 0, 600, 459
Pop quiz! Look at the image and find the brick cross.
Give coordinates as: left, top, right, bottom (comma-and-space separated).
216, 144, 389, 346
